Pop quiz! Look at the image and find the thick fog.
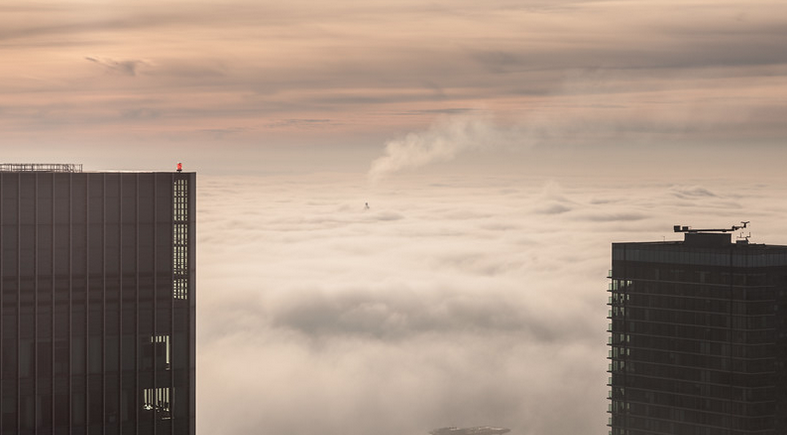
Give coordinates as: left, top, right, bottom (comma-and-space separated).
196, 172, 787, 435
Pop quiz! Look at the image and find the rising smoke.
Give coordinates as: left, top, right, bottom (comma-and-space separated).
367, 112, 520, 183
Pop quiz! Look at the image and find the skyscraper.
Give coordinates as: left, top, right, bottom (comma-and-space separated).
0, 164, 195, 435
607, 225, 787, 435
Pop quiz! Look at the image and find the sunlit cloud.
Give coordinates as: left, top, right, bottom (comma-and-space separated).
196, 173, 787, 435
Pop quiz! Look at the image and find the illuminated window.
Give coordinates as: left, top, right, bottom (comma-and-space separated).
151, 335, 171, 369
142, 387, 171, 420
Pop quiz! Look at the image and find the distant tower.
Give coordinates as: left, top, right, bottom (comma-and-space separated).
608, 224, 787, 434
0, 164, 196, 434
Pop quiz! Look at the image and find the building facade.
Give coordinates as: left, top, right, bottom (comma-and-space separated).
608, 230, 787, 435
0, 165, 195, 435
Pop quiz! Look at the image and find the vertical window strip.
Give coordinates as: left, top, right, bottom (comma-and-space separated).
173, 179, 188, 300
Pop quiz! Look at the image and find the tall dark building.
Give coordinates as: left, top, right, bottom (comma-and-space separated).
608, 225, 787, 435
0, 164, 195, 435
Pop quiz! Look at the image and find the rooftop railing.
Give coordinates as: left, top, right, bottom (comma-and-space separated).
0, 163, 83, 172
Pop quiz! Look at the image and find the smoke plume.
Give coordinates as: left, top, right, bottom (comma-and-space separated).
367, 113, 513, 183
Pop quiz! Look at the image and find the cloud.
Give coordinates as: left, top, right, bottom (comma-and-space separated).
264, 118, 334, 129
532, 180, 576, 215
268, 286, 555, 340
85, 56, 147, 76
197, 127, 248, 139
573, 212, 648, 222
670, 185, 717, 198
405, 108, 475, 115
534, 203, 572, 215
120, 108, 160, 119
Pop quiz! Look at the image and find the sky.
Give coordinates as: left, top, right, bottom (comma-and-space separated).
2, 1, 787, 434
2, 0, 787, 176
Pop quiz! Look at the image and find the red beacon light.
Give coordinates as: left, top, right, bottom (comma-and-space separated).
176, 163, 183, 172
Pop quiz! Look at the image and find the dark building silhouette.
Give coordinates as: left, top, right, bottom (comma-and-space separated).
608, 226, 787, 435
0, 164, 195, 435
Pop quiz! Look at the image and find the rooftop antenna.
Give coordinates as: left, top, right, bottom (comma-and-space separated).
673, 221, 749, 234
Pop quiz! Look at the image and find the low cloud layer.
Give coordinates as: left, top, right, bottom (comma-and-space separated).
197, 173, 787, 435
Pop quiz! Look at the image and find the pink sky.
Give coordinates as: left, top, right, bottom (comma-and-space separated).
1, 0, 786, 175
